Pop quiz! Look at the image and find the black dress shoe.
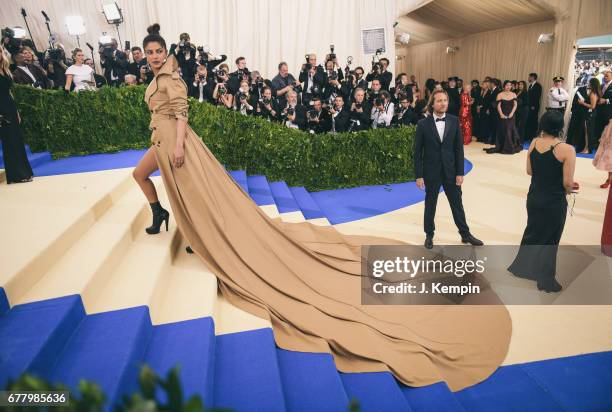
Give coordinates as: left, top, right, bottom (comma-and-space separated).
461, 234, 484, 246
424, 236, 433, 249
186, 246, 194, 254
537, 278, 562, 293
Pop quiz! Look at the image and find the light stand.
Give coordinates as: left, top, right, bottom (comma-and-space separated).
20, 8, 37, 51
66, 16, 86, 49
102, 2, 124, 47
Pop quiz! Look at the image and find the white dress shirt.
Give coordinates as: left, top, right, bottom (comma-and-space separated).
433, 112, 446, 142
547, 87, 569, 109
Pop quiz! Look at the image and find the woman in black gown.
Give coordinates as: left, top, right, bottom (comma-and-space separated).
485, 80, 522, 154
508, 111, 577, 292
515, 81, 530, 142
0, 46, 33, 184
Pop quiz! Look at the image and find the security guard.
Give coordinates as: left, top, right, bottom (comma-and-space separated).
547, 76, 569, 114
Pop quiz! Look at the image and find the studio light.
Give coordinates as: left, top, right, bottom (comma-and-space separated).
446, 46, 459, 54
537, 33, 554, 44
65, 16, 85, 36
102, 2, 123, 24
11, 26, 26, 39
397, 33, 410, 45
98, 33, 113, 45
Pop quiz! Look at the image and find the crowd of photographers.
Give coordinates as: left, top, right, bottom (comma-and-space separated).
3, 28, 426, 133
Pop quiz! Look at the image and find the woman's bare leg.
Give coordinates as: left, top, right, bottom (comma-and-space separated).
133, 147, 160, 203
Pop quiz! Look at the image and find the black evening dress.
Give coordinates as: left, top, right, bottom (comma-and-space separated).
492, 98, 522, 154
0, 74, 33, 183
508, 142, 567, 287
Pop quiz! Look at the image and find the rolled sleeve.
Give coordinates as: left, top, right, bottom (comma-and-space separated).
164, 71, 189, 120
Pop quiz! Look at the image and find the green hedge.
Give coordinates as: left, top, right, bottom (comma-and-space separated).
14, 84, 415, 191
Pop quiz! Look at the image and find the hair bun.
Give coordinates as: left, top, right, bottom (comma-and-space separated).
147, 23, 161, 35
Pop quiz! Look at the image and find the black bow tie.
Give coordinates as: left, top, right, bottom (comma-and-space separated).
435, 117, 446, 122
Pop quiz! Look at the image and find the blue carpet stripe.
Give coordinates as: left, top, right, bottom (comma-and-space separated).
289, 186, 326, 220
269, 181, 301, 213
340, 371, 413, 412
246, 175, 276, 206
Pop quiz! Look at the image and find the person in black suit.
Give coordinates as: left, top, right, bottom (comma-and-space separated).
596, 68, 612, 140
329, 95, 350, 132
279, 90, 307, 130
189, 65, 215, 103
99, 39, 128, 87
446, 76, 461, 116
392, 95, 418, 126
349, 88, 371, 131
526, 72, 542, 140
413, 89, 483, 249
365, 58, 392, 91
485, 79, 502, 146
306, 97, 332, 133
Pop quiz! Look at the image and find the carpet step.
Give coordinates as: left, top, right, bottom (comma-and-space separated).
142, 317, 216, 406
247, 175, 275, 206
276, 349, 349, 411
28, 152, 53, 168
289, 186, 326, 220
340, 372, 413, 412
455, 364, 563, 412
269, 181, 300, 213
0, 295, 85, 388
0, 171, 134, 303
16, 185, 149, 305
517, 352, 612, 412
228, 170, 249, 194
401, 382, 466, 412
213, 328, 286, 412
49, 306, 153, 412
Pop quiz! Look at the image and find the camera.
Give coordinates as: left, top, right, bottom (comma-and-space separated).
218, 84, 227, 95
374, 97, 384, 107
291, 80, 303, 93
304, 54, 312, 72
308, 109, 319, 121
237, 91, 248, 102
329, 44, 336, 60
354, 102, 362, 110
1, 27, 23, 52
328, 70, 338, 81
261, 97, 271, 105
286, 107, 295, 116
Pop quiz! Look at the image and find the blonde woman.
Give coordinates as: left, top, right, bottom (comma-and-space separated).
65, 48, 96, 92
0, 45, 33, 183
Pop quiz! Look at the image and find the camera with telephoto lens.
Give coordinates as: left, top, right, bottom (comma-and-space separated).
354, 102, 363, 110
236, 91, 248, 102
218, 84, 227, 95
1, 27, 23, 52
286, 106, 295, 116
328, 70, 338, 81
47, 47, 63, 61
308, 109, 319, 121
214, 68, 227, 81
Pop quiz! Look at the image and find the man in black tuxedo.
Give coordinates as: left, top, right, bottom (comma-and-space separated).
446, 76, 461, 116
413, 89, 483, 249
329, 95, 350, 132
526, 72, 542, 140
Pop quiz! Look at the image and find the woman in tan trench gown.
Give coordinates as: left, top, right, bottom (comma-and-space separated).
132, 24, 512, 392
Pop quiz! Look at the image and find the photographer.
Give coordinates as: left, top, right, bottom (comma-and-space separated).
2, 27, 23, 57
349, 88, 371, 131
44, 44, 68, 89
189, 65, 215, 103
212, 66, 233, 109
255, 86, 279, 121
271, 62, 300, 105
392, 94, 418, 127
306, 97, 332, 134
12, 48, 49, 89
173, 32, 197, 83
366, 57, 392, 91
99, 38, 128, 87
280, 90, 306, 130
127, 46, 151, 84
234, 80, 254, 115
328, 94, 350, 132
367, 79, 382, 104
323, 59, 342, 106
196, 46, 226, 80
248, 70, 272, 104
390, 73, 412, 104
370, 91, 394, 129
301, 63, 325, 107
229, 56, 249, 91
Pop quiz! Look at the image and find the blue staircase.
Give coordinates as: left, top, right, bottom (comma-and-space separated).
1, 291, 611, 411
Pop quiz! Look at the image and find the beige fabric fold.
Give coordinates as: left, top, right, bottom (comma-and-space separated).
144, 56, 512, 392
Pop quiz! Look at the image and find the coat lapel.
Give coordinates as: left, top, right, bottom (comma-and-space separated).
428, 116, 441, 145
441, 116, 452, 144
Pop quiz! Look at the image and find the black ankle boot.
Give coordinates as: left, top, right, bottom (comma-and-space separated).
146, 201, 170, 234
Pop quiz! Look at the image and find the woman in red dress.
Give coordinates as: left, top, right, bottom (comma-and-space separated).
459, 84, 474, 144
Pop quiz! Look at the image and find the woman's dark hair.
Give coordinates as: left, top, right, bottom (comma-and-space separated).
518, 80, 527, 90
425, 78, 435, 91
588, 77, 602, 97
415, 98, 427, 114
503, 80, 512, 88
143, 23, 166, 49
538, 111, 564, 137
